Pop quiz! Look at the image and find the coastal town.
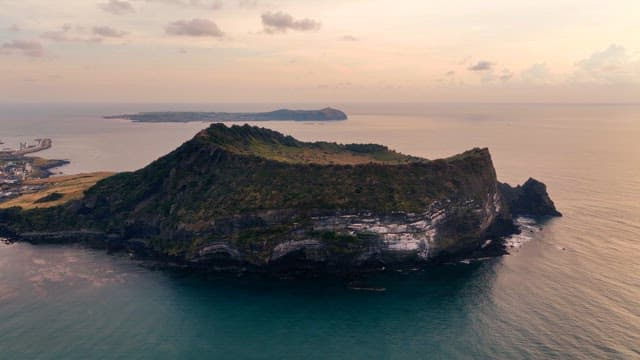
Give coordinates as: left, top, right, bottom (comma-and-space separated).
0, 138, 66, 201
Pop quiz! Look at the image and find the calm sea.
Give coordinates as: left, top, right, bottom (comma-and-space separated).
0, 103, 638, 359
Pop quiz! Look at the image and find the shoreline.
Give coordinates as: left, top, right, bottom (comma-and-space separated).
0, 221, 515, 277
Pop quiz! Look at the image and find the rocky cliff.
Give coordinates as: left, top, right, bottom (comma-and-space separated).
0, 124, 560, 272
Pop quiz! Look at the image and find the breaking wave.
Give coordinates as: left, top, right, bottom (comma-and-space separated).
505, 217, 542, 250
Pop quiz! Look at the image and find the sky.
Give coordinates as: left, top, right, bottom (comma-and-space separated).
0, 0, 639, 103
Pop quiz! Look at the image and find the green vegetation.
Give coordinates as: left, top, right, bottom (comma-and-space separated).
197, 124, 423, 165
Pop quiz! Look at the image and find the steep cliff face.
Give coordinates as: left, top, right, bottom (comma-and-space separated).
0, 124, 560, 272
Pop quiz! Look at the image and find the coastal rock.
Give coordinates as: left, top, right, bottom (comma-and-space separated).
499, 178, 562, 217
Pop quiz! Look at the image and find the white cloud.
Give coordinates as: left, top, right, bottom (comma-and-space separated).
571, 44, 640, 84
99, 0, 135, 15
137, 0, 222, 9
521, 63, 553, 84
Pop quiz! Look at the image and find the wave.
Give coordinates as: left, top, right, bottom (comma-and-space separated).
504, 217, 542, 250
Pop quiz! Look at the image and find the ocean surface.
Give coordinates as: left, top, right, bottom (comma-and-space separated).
0, 103, 639, 359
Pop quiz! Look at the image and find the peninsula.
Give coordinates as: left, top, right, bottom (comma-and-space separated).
105, 107, 348, 123
0, 124, 560, 273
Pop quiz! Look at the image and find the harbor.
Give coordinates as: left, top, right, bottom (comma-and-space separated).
0, 138, 68, 201
0, 138, 52, 157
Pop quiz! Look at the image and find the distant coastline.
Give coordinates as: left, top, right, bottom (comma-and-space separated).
104, 107, 348, 123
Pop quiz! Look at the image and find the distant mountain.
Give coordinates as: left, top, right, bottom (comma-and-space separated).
0, 124, 560, 273
104, 107, 348, 122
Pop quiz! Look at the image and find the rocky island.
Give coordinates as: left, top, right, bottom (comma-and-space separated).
105, 107, 348, 123
0, 124, 560, 273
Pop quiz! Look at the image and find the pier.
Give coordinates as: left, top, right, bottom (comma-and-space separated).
9, 138, 52, 156
0, 138, 52, 158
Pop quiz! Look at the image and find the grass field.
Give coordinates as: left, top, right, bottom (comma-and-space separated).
0, 172, 114, 210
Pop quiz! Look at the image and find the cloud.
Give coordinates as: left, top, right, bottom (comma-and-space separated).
468, 61, 493, 71
577, 44, 626, 71
237, 0, 258, 8
571, 44, 639, 84
41, 24, 129, 43
140, 0, 261, 9
1, 40, 45, 57
93, 26, 128, 38
8, 24, 20, 32
499, 69, 513, 82
340, 35, 358, 42
41, 24, 76, 42
41, 31, 70, 42
137, 0, 222, 9
521, 63, 552, 84
183, 0, 223, 9
165, 18, 224, 37
43, 24, 76, 41
99, 0, 135, 15
479, 68, 513, 83
261, 11, 321, 34
41, 25, 102, 43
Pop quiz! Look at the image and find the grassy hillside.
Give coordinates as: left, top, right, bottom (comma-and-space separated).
200, 124, 423, 165
80, 124, 495, 219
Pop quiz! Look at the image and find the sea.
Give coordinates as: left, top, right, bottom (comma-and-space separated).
0, 103, 638, 359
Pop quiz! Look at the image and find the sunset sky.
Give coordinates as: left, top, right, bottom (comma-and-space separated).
1, 0, 639, 103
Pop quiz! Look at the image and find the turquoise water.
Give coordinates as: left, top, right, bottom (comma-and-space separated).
0, 103, 639, 359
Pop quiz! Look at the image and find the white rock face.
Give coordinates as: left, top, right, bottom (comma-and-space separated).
271, 239, 322, 261
196, 190, 506, 266
304, 202, 453, 261
198, 242, 243, 259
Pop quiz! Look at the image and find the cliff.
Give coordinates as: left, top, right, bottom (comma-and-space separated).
0, 124, 560, 272
104, 107, 348, 123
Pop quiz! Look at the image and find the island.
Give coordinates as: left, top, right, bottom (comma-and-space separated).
0, 124, 560, 273
104, 107, 348, 123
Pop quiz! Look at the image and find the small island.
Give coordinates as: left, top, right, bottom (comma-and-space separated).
105, 107, 348, 123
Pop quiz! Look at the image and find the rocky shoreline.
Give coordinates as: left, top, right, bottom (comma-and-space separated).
0, 180, 557, 275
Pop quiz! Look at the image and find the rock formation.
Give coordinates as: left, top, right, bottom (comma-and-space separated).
0, 124, 561, 272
